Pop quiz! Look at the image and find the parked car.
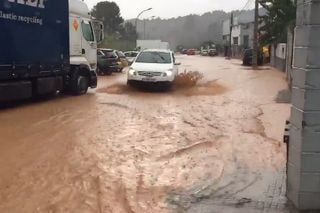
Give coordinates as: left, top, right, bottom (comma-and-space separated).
200, 50, 209, 56
181, 49, 188, 54
208, 49, 218, 56
187, 49, 196, 55
97, 49, 119, 75
127, 49, 180, 88
115, 50, 129, 71
242, 49, 263, 66
124, 51, 139, 65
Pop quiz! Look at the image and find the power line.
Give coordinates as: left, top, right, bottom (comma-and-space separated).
241, 0, 254, 11
238, 0, 255, 18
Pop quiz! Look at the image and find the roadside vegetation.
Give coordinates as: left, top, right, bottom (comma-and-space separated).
91, 1, 137, 50
259, 0, 296, 45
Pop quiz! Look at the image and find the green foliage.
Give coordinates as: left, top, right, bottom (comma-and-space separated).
99, 34, 136, 51
91, 1, 124, 34
259, 0, 296, 45
91, 1, 137, 43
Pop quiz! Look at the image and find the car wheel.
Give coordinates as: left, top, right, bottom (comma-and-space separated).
71, 74, 89, 96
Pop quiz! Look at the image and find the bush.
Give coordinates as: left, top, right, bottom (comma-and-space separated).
99, 35, 136, 51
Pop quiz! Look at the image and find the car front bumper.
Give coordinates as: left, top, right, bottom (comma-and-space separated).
128, 73, 175, 83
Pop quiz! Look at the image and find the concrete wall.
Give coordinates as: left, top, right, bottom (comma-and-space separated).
222, 19, 230, 36
271, 44, 287, 72
288, 0, 320, 210
137, 40, 170, 50
241, 23, 254, 48
231, 25, 241, 45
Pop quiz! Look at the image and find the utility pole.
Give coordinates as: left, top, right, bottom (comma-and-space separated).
252, 0, 259, 68
143, 19, 146, 39
228, 12, 233, 58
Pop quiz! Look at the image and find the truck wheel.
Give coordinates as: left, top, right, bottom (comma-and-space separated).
71, 74, 89, 95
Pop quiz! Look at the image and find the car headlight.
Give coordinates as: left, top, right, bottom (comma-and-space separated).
129, 68, 137, 76
165, 71, 173, 77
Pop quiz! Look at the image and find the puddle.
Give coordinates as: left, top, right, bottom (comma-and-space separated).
97, 83, 134, 95
275, 89, 291, 104
241, 66, 272, 71
96, 71, 229, 97
97, 80, 228, 97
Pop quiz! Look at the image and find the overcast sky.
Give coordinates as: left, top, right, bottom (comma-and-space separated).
85, 0, 253, 19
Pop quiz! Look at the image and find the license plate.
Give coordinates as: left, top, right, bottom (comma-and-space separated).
142, 77, 156, 82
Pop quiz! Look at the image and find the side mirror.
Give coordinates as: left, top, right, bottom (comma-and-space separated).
174, 62, 181, 66
98, 22, 104, 43
92, 20, 104, 44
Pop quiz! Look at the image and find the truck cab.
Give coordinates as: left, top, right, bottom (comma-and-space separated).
68, 0, 103, 95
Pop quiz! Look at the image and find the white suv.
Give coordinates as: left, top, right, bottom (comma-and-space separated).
127, 49, 180, 87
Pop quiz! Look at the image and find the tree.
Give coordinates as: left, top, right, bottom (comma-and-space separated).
259, 0, 296, 45
91, 1, 124, 34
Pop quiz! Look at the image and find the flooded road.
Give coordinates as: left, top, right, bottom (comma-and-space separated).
0, 55, 291, 213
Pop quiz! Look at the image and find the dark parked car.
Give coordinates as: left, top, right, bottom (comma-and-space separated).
242, 49, 263, 66
115, 50, 129, 71
97, 49, 119, 75
124, 51, 139, 65
208, 48, 218, 56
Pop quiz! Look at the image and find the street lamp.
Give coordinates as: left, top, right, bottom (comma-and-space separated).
135, 8, 152, 39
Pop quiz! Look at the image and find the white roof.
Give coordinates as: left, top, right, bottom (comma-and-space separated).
69, 0, 90, 18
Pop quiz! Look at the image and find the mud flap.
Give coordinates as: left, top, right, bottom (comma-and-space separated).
89, 70, 97, 88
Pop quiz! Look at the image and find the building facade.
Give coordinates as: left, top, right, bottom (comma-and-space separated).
223, 9, 266, 57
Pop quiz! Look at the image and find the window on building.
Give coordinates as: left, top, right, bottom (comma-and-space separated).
233, 37, 239, 45
243, 24, 250, 29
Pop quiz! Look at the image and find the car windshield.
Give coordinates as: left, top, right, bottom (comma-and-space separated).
101, 50, 117, 58
135, 52, 171, 64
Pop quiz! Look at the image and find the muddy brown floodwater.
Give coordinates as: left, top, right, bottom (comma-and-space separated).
0, 56, 291, 213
